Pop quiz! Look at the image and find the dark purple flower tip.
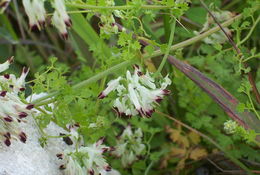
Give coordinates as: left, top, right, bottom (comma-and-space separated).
8, 56, 14, 64
104, 165, 112, 171
65, 19, 72, 27
137, 71, 143, 76
110, 146, 116, 152
98, 92, 106, 99
133, 64, 140, 69
19, 87, 25, 92
137, 108, 145, 117
56, 153, 63, 160
145, 109, 154, 118
59, 165, 66, 170
19, 132, 27, 143
4, 132, 11, 139
0, 91, 7, 97
4, 139, 11, 147
26, 104, 34, 110
30, 24, 39, 31
61, 33, 69, 40
89, 169, 94, 175
4, 116, 13, 122
4, 74, 10, 79
162, 89, 171, 95
102, 147, 109, 153
9, 85, 14, 88
155, 96, 163, 103
19, 112, 28, 119
17, 119, 21, 123
74, 123, 80, 127
22, 67, 29, 74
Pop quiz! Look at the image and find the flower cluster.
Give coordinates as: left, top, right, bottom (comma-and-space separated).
57, 137, 113, 175
0, 0, 11, 13
223, 120, 238, 134
22, 0, 71, 39
98, 65, 171, 118
111, 125, 145, 167
0, 57, 34, 146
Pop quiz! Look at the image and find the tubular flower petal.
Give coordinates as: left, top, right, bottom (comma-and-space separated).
0, 58, 34, 146
22, 0, 46, 30
98, 65, 171, 118
52, 0, 72, 39
98, 77, 122, 99
111, 125, 145, 167
0, 0, 11, 13
58, 138, 113, 175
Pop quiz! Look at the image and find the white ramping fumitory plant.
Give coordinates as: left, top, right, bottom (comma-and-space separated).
98, 65, 171, 118
0, 58, 34, 146
112, 125, 145, 167
58, 137, 113, 175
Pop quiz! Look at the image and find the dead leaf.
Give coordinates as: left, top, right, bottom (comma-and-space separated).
177, 135, 190, 148
189, 147, 208, 160
188, 131, 201, 144
171, 147, 186, 157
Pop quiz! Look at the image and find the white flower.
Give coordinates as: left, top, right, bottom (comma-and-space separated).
52, 0, 72, 39
99, 65, 171, 118
58, 137, 113, 175
0, 58, 34, 146
224, 120, 238, 134
0, 56, 13, 73
22, 0, 46, 30
98, 77, 122, 99
112, 125, 145, 167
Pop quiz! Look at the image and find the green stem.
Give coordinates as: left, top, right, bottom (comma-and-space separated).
66, 3, 172, 10
144, 161, 154, 175
247, 90, 260, 120
33, 15, 242, 106
243, 53, 260, 62
32, 60, 134, 106
154, 18, 176, 76
238, 16, 260, 46
146, 14, 242, 59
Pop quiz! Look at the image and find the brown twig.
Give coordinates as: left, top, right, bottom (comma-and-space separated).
199, 0, 260, 105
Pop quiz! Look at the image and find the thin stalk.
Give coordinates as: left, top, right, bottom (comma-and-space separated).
154, 18, 176, 76
238, 16, 260, 46
12, 0, 25, 39
156, 110, 253, 175
147, 14, 242, 59
32, 60, 133, 106
66, 3, 172, 10
33, 15, 242, 106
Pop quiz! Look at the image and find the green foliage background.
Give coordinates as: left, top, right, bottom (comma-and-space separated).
0, 0, 260, 174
